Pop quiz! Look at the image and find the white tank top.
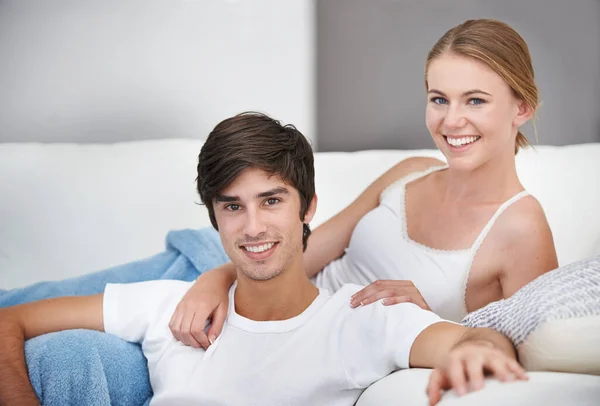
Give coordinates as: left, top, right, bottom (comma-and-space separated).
314, 166, 530, 322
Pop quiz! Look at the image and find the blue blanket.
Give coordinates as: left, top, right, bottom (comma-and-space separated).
0, 227, 229, 406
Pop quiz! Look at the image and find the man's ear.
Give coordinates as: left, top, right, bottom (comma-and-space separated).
513, 99, 534, 128
303, 194, 318, 224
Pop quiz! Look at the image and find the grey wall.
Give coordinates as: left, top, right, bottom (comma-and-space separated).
2, 1, 598, 150
317, 0, 600, 151
0, 0, 315, 143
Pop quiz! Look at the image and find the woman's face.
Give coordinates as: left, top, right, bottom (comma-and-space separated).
425, 53, 531, 170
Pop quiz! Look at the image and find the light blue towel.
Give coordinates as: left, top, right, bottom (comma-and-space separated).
1, 227, 229, 406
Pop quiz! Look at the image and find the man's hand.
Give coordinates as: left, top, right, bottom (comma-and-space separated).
426, 340, 528, 405
350, 280, 430, 310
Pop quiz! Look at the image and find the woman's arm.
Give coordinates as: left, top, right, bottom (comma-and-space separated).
497, 196, 558, 298
303, 157, 446, 278
169, 264, 236, 348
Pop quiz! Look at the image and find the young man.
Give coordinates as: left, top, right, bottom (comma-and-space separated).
0, 112, 526, 406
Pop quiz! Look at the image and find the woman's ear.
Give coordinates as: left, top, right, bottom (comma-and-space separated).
514, 99, 534, 128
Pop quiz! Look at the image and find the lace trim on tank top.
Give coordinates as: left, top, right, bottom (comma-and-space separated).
386, 165, 471, 255
379, 165, 531, 316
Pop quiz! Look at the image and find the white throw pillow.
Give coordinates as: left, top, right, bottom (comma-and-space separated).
461, 256, 600, 375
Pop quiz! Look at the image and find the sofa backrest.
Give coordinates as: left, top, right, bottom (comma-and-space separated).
1, 141, 599, 289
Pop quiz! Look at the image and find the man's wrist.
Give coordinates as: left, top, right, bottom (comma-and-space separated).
454, 337, 495, 350
458, 328, 516, 359
0, 319, 40, 406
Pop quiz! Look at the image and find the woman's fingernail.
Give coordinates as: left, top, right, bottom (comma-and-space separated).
209, 335, 216, 345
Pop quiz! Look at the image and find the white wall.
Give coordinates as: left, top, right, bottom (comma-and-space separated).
0, 0, 316, 143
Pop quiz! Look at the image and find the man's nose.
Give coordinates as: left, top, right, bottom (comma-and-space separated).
243, 209, 267, 237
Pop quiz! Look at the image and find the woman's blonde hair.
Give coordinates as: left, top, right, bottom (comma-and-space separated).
425, 19, 537, 154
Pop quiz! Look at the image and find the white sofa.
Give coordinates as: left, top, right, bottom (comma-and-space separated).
1, 140, 600, 405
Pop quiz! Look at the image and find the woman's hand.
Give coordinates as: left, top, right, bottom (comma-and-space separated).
350, 280, 431, 310
168, 264, 236, 349
426, 340, 528, 405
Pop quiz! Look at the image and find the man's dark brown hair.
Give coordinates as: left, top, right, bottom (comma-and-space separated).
197, 111, 315, 250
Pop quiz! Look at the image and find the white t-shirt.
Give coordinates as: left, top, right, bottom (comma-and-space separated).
103, 280, 443, 406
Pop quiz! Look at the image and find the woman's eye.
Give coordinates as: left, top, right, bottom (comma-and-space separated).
226, 204, 240, 211
468, 98, 485, 105
430, 97, 448, 105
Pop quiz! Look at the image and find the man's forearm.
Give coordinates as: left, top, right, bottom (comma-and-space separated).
458, 327, 517, 360
0, 295, 103, 406
0, 316, 40, 406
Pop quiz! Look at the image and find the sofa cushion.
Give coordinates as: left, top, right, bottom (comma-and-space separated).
356, 368, 600, 405
461, 256, 600, 375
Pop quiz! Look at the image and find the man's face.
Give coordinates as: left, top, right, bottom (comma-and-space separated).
213, 168, 315, 282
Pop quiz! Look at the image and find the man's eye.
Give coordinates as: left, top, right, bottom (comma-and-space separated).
226, 204, 240, 211
265, 198, 280, 206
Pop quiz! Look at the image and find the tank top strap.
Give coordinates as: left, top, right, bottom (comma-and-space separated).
379, 164, 448, 203
404, 164, 448, 185
470, 190, 530, 252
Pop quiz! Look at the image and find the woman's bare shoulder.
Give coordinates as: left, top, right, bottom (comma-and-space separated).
498, 194, 552, 237
494, 194, 559, 296
349, 156, 446, 215
381, 156, 446, 187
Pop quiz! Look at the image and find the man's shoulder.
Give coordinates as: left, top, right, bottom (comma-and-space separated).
326, 284, 364, 305
327, 283, 440, 323
106, 279, 194, 297
104, 279, 195, 320
326, 283, 387, 317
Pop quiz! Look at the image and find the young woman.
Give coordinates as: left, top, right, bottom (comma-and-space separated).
169, 19, 558, 349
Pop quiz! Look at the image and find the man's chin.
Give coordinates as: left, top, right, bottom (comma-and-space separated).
241, 267, 284, 282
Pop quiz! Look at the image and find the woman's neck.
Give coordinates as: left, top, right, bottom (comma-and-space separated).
441, 152, 523, 204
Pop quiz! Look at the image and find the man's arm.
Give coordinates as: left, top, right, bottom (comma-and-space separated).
410, 322, 527, 405
0, 294, 104, 405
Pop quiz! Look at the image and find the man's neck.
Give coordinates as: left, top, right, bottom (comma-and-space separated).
233, 259, 319, 322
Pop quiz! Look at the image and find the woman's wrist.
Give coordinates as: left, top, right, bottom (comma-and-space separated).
198, 262, 237, 287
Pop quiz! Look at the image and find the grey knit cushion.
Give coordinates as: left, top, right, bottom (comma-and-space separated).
461, 256, 600, 375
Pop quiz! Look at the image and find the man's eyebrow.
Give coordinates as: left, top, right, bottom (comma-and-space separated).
214, 187, 289, 203
215, 194, 239, 203
256, 187, 289, 199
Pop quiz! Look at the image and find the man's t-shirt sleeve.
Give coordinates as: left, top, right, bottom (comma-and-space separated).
103, 280, 192, 344
340, 297, 445, 389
